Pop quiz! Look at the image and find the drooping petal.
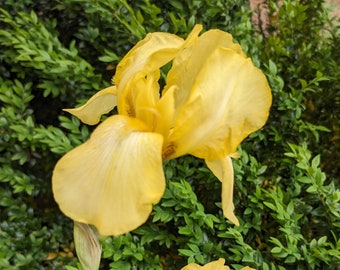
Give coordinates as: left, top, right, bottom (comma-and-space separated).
52, 115, 165, 236
64, 86, 117, 125
163, 47, 272, 160
181, 258, 230, 270
205, 157, 239, 226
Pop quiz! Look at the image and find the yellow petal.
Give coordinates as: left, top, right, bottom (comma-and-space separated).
52, 115, 165, 236
163, 28, 245, 111
181, 258, 230, 270
206, 157, 239, 226
128, 70, 178, 136
115, 25, 202, 121
64, 86, 117, 125
114, 32, 184, 116
133, 70, 162, 128
114, 32, 184, 88
115, 24, 202, 91
181, 264, 200, 270
155, 84, 176, 137
163, 47, 271, 160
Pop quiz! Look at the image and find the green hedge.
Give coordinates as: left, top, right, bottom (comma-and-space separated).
0, 0, 339, 269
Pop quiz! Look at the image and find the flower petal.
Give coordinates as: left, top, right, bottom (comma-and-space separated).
114, 32, 184, 88
114, 32, 184, 117
52, 115, 165, 236
206, 157, 239, 226
181, 258, 230, 270
163, 47, 271, 160
163, 28, 245, 111
115, 25, 202, 120
156, 84, 176, 137
64, 86, 117, 125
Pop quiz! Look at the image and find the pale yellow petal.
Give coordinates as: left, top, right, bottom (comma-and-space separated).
114, 33, 184, 88
163, 28, 245, 111
115, 25, 202, 122
52, 115, 165, 236
181, 258, 230, 270
120, 70, 172, 134
181, 263, 200, 270
115, 24, 202, 91
155, 85, 176, 137
206, 157, 239, 226
182, 24, 203, 48
64, 86, 117, 125
114, 32, 184, 116
133, 70, 162, 129
163, 47, 271, 160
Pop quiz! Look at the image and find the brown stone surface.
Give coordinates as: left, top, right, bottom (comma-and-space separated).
249, 0, 340, 19
328, 0, 340, 18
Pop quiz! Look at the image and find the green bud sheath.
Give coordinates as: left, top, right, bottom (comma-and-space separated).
74, 221, 102, 270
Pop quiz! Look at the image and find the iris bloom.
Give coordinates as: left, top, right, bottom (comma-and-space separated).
181, 258, 254, 270
52, 25, 272, 236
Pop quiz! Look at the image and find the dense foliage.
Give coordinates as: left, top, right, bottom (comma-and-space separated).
0, 0, 339, 269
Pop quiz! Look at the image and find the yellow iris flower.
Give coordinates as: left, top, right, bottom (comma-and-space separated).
181, 258, 255, 270
52, 24, 272, 236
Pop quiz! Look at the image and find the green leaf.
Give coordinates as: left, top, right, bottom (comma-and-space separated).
178, 248, 194, 257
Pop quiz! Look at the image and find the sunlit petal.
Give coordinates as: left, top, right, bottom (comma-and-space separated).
163, 47, 271, 160
181, 258, 230, 270
206, 157, 239, 225
52, 115, 165, 236
64, 86, 117, 125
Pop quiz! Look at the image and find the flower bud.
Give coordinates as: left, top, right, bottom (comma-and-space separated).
74, 221, 102, 270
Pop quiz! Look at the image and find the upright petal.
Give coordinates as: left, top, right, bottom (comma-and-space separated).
114, 32, 184, 117
52, 115, 165, 236
114, 32, 184, 88
206, 157, 239, 225
181, 258, 230, 270
114, 24, 202, 91
163, 47, 271, 160
163, 28, 245, 112
132, 70, 177, 135
64, 86, 117, 125
155, 85, 176, 137
115, 25, 202, 120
